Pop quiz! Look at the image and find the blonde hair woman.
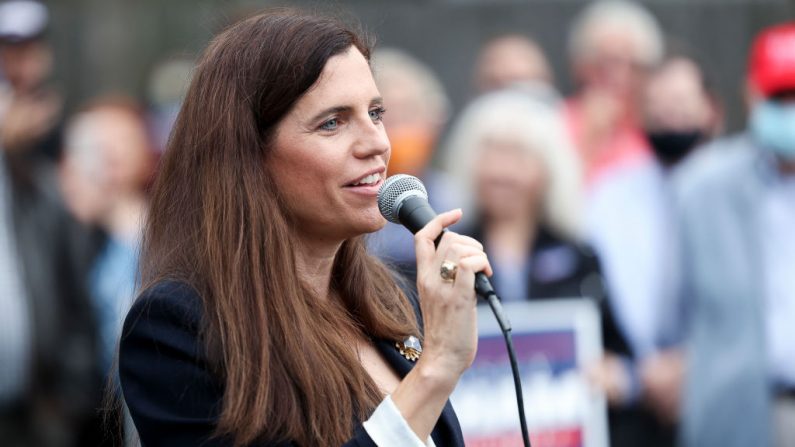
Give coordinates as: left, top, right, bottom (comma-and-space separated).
444, 89, 583, 242
444, 88, 662, 447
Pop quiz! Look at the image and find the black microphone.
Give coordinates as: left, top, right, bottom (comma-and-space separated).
377, 174, 511, 332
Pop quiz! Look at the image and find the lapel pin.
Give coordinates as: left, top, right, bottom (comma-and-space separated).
396, 335, 422, 362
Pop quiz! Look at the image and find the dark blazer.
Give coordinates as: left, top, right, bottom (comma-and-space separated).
119, 280, 465, 446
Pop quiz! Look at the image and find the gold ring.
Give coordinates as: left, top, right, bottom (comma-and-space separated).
440, 260, 458, 282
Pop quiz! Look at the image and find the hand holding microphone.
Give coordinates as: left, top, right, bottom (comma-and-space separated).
380, 175, 493, 440
380, 175, 530, 447
378, 174, 512, 331
413, 208, 490, 378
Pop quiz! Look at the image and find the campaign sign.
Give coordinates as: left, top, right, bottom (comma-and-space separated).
451, 299, 608, 447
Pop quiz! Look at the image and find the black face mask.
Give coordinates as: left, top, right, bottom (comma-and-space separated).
645, 130, 704, 166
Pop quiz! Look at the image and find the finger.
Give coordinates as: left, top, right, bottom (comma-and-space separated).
450, 234, 483, 251
432, 231, 456, 263
433, 232, 482, 266
444, 245, 492, 277
452, 254, 491, 296
434, 233, 484, 256
414, 209, 462, 267
439, 243, 490, 276
415, 209, 462, 245
441, 242, 484, 262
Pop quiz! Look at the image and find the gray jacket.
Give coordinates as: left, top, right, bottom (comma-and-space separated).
674, 134, 773, 447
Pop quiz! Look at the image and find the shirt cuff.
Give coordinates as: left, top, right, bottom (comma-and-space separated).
618, 356, 643, 405
362, 395, 436, 447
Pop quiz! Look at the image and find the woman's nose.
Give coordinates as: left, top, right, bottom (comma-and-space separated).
353, 117, 390, 159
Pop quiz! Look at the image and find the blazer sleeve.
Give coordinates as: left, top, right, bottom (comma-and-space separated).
118, 281, 381, 447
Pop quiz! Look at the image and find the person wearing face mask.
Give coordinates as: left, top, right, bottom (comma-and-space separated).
674, 22, 795, 447
643, 56, 722, 167
583, 53, 720, 432
601, 54, 722, 436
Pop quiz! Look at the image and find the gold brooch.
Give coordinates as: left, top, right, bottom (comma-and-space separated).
396, 335, 422, 362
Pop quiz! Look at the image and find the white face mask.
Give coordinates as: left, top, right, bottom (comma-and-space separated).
750, 100, 795, 161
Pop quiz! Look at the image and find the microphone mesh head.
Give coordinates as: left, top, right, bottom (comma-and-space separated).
377, 174, 428, 224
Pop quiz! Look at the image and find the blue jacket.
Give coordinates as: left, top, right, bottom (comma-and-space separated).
119, 280, 465, 446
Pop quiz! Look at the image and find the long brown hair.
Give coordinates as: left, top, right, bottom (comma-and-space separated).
140, 9, 418, 446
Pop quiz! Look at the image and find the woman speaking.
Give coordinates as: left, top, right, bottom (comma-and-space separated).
118, 9, 491, 447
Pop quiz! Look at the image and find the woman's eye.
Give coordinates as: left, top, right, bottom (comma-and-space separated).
319, 118, 339, 131
369, 107, 386, 122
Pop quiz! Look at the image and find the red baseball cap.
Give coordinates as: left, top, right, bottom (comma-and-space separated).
749, 22, 795, 97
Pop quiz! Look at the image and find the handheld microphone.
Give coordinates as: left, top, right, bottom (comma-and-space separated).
377, 174, 510, 331
377, 174, 530, 447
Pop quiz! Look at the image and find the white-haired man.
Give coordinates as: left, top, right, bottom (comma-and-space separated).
565, 0, 664, 185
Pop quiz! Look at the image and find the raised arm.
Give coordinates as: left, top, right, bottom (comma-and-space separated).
391, 209, 492, 441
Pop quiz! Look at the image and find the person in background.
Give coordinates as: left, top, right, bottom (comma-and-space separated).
585, 53, 720, 447
0, 0, 63, 164
473, 34, 554, 94
0, 1, 103, 446
634, 55, 721, 428
565, 0, 663, 186
675, 22, 795, 447
442, 89, 656, 447
442, 90, 584, 299
642, 56, 721, 168
59, 97, 155, 374
367, 48, 455, 283
372, 48, 449, 179
589, 54, 719, 367
0, 123, 100, 447
0, 138, 100, 447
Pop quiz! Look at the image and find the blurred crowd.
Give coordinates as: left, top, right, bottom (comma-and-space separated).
0, 0, 792, 446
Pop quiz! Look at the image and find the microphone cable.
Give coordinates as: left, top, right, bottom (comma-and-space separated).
483, 292, 531, 447
447, 239, 532, 447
